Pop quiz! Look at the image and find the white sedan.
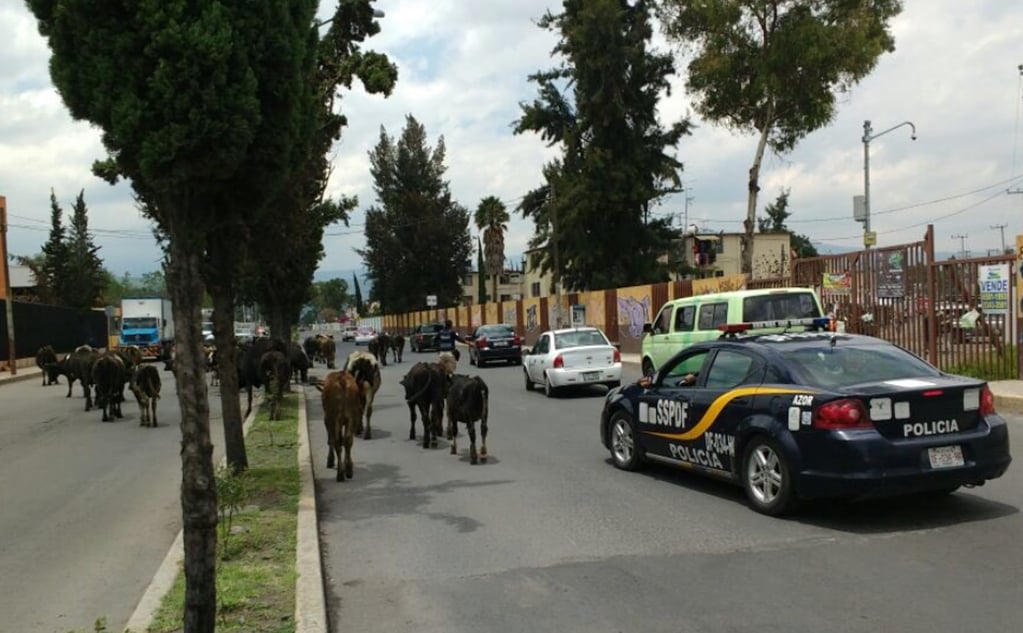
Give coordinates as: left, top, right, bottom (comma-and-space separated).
523, 327, 622, 397
354, 328, 377, 346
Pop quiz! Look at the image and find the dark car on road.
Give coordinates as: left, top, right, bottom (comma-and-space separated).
410, 323, 444, 353
468, 323, 522, 367
600, 317, 1012, 516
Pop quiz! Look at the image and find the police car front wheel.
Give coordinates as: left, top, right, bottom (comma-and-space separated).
609, 412, 642, 471
741, 437, 797, 516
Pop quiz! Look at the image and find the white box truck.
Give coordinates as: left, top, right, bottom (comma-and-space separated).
119, 296, 175, 359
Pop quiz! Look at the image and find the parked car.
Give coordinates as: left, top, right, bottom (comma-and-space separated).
524, 327, 621, 397
410, 323, 444, 352
601, 317, 1012, 516
468, 323, 522, 367
354, 328, 377, 346
341, 325, 358, 342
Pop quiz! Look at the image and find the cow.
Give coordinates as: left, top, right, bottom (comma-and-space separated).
446, 374, 490, 464
238, 337, 288, 418
316, 370, 363, 482
345, 350, 382, 440
204, 345, 220, 386
400, 361, 449, 449
65, 345, 100, 410
259, 350, 290, 421
131, 364, 162, 427
303, 334, 337, 369
390, 334, 405, 364
288, 342, 311, 384
368, 333, 390, 366
92, 351, 127, 422
35, 345, 62, 386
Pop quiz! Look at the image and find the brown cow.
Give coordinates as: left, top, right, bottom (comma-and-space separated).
316, 370, 363, 482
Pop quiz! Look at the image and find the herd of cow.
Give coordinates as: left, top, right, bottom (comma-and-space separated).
31, 329, 490, 481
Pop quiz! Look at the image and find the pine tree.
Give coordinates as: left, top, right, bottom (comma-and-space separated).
353, 273, 364, 316
62, 190, 106, 311
476, 236, 488, 305
40, 190, 71, 304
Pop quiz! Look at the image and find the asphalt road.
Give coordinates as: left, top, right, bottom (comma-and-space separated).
309, 340, 1023, 633
0, 366, 227, 633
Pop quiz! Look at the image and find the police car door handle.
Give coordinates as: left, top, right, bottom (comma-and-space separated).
731, 397, 751, 406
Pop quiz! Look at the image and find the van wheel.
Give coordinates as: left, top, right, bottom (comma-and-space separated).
641, 358, 655, 378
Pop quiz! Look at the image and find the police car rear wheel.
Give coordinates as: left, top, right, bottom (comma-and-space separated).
742, 437, 795, 516
610, 412, 641, 470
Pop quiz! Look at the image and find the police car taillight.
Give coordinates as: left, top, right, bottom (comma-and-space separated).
553, 354, 564, 369
980, 386, 996, 415
812, 399, 872, 430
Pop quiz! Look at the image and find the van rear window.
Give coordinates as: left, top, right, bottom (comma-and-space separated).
742, 292, 820, 322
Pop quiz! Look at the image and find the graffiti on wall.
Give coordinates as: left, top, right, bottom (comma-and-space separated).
617, 295, 651, 338
526, 304, 539, 331
504, 306, 516, 325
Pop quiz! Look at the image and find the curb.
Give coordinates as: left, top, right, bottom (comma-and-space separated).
123, 399, 260, 633
294, 386, 327, 632
993, 393, 1023, 417
0, 367, 44, 387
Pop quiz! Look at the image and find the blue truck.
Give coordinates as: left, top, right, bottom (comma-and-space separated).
119, 297, 175, 360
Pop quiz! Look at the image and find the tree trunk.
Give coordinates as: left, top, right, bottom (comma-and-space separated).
743, 107, 775, 276
269, 304, 286, 344
491, 273, 498, 307
211, 285, 247, 471
166, 240, 218, 633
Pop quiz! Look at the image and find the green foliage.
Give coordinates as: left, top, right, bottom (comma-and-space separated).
61, 191, 107, 310
657, 0, 901, 273
353, 273, 364, 315
515, 0, 691, 291
311, 278, 350, 317
215, 464, 251, 563
944, 347, 1019, 382
358, 115, 473, 312
41, 190, 71, 303
475, 195, 509, 302
476, 236, 488, 305
757, 188, 818, 258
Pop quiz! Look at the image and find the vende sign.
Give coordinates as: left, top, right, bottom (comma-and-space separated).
978, 264, 1010, 315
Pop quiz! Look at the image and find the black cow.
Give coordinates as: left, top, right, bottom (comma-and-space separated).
390, 335, 405, 364
92, 352, 127, 422
288, 342, 311, 384
35, 345, 62, 386
368, 333, 390, 366
131, 364, 162, 427
65, 345, 100, 410
238, 337, 288, 418
400, 361, 447, 449
446, 374, 490, 464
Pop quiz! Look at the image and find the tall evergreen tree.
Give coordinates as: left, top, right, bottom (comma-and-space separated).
62, 191, 106, 311
358, 115, 472, 312
41, 190, 71, 304
474, 196, 509, 303
515, 0, 691, 291
353, 273, 364, 315
476, 236, 488, 305
657, 0, 902, 274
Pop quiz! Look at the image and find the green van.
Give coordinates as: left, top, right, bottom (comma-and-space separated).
640, 287, 825, 375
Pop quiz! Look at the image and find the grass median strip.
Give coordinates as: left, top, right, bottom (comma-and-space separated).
147, 395, 300, 633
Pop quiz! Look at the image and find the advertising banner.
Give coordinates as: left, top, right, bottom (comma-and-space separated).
821, 272, 852, 295
978, 263, 1010, 315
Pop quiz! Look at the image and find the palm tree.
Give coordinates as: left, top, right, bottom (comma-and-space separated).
474, 196, 510, 305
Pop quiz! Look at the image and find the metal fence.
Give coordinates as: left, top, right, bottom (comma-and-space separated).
0, 300, 108, 361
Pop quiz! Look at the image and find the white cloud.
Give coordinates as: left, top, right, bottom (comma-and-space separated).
4, 0, 1023, 279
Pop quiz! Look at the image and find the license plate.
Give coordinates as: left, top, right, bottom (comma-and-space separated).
582, 371, 600, 381
492, 341, 508, 347
928, 445, 964, 469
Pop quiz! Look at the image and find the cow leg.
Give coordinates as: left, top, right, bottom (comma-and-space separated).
151, 398, 158, 427
479, 415, 488, 463
342, 425, 354, 480
84, 385, 93, 412
449, 419, 459, 456
362, 400, 373, 441
468, 421, 478, 465
408, 403, 417, 440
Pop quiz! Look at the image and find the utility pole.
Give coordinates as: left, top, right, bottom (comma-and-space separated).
952, 233, 969, 259
862, 119, 917, 249
991, 223, 1008, 254
1, 195, 15, 375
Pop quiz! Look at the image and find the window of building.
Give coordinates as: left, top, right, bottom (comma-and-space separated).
531, 282, 541, 297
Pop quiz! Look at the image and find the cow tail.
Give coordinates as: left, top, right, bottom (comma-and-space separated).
404, 370, 432, 404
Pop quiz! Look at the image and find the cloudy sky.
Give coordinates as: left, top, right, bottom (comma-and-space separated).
3, 0, 1023, 280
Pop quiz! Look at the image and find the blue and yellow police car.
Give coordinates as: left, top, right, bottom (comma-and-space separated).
600, 317, 1012, 516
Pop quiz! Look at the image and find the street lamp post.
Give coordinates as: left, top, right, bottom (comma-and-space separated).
862, 119, 916, 249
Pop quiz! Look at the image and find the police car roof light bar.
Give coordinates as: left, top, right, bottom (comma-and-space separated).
718, 317, 833, 335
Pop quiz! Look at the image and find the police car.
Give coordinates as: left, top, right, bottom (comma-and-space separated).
600, 317, 1012, 516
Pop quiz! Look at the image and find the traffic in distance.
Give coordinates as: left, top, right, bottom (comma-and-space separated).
601, 316, 1012, 516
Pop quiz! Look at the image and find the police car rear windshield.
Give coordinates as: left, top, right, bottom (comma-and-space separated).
780, 343, 941, 389
742, 292, 820, 322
